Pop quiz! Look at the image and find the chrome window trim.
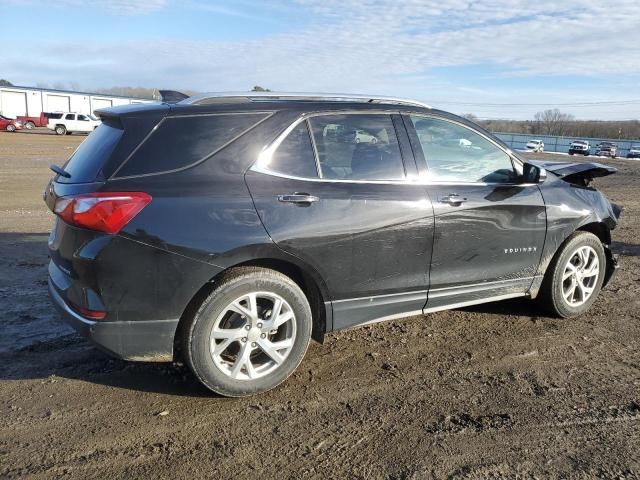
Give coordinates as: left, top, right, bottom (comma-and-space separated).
402, 111, 525, 183
250, 111, 533, 188
252, 110, 409, 182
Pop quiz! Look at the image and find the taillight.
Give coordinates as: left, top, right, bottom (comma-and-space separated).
54, 192, 152, 234
70, 302, 107, 320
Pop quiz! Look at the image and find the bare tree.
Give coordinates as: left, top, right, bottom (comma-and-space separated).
533, 109, 575, 136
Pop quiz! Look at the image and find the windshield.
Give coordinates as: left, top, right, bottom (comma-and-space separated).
88, 114, 99, 121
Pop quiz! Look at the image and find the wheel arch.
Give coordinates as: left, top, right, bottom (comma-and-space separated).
173, 255, 332, 362
577, 221, 612, 245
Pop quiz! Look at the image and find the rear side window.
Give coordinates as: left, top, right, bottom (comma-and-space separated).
65, 114, 75, 120
268, 122, 318, 178
115, 113, 267, 178
58, 120, 124, 184
309, 114, 405, 181
47, 113, 63, 119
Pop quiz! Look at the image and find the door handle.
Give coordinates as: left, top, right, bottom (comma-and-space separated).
277, 193, 319, 204
440, 193, 467, 206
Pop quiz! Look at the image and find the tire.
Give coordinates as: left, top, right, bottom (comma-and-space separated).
25, 121, 35, 130
55, 125, 66, 135
184, 267, 312, 397
6, 124, 16, 132
370, 137, 378, 144
539, 231, 605, 318
569, 152, 574, 156
584, 152, 589, 156
66, 131, 72, 135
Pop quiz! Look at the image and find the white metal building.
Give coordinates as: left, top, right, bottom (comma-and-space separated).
0, 85, 154, 118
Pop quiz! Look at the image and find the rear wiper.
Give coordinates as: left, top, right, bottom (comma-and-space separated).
50, 164, 71, 178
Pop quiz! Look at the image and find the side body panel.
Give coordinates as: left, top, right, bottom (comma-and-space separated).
425, 183, 546, 308
246, 171, 434, 330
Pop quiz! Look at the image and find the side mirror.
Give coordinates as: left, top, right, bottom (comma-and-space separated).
522, 163, 547, 184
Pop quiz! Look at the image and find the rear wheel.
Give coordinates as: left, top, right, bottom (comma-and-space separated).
540, 231, 605, 318
55, 125, 66, 135
25, 121, 35, 130
184, 267, 312, 397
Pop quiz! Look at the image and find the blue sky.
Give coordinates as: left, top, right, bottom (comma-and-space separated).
2, 0, 639, 120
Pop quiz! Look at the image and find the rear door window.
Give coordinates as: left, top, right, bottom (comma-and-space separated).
65, 114, 75, 120
57, 119, 124, 184
308, 114, 405, 181
115, 113, 268, 178
267, 122, 318, 178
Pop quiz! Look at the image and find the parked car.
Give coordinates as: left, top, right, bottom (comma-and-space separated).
44, 92, 620, 397
525, 139, 544, 152
17, 112, 50, 129
626, 145, 640, 159
354, 128, 378, 143
595, 142, 617, 158
47, 112, 101, 135
0, 114, 22, 132
568, 140, 590, 156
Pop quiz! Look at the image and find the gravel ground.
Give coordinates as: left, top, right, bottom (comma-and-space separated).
1, 131, 639, 479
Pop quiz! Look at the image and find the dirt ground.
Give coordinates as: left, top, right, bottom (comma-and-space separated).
1, 130, 639, 479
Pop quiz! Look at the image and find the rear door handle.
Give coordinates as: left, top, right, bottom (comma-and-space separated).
440, 193, 467, 206
277, 193, 319, 204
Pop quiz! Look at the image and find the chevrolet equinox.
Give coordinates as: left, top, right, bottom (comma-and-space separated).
45, 92, 620, 396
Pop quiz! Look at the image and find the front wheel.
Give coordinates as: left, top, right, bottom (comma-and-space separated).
184, 267, 312, 397
55, 125, 66, 135
539, 231, 605, 318
6, 124, 16, 132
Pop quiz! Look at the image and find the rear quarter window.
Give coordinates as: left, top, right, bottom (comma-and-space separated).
57, 119, 123, 184
114, 113, 268, 178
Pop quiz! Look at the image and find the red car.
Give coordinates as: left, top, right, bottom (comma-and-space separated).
0, 114, 22, 132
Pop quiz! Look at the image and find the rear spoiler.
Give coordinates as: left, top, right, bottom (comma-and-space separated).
159, 90, 189, 103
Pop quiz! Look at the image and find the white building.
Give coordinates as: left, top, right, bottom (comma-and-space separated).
0, 85, 154, 118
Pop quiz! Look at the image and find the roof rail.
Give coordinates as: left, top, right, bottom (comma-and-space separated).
180, 92, 431, 109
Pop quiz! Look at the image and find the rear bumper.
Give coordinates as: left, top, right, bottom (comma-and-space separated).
48, 277, 178, 362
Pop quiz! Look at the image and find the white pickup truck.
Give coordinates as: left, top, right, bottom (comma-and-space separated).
47, 112, 101, 135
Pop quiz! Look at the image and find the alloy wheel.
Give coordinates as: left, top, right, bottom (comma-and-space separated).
562, 245, 599, 306
209, 292, 296, 380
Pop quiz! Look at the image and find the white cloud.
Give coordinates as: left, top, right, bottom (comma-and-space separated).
4, 0, 640, 118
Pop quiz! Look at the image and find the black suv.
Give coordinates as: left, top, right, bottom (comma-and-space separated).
45, 92, 620, 397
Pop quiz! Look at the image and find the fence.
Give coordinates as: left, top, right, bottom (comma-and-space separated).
494, 132, 639, 157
